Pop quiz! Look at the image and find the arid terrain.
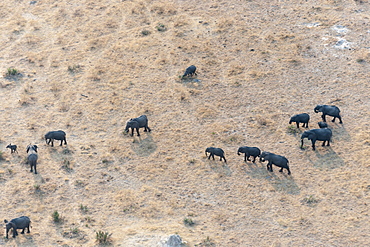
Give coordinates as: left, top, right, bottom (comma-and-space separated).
0, 0, 369, 246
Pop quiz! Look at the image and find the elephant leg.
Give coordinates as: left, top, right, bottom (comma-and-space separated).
279, 167, 283, 172
244, 154, 247, 162
327, 140, 330, 146
207, 154, 211, 160
247, 155, 251, 161
27, 226, 30, 233
21, 228, 25, 234
332, 117, 336, 122
322, 141, 326, 146
131, 129, 134, 136
338, 116, 343, 124
287, 168, 291, 175
321, 114, 326, 122
252, 156, 256, 163
296, 122, 299, 128
136, 128, 140, 136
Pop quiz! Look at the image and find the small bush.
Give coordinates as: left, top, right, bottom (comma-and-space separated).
80, 204, 88, 213
201, 236, 215, 246
302, 195, 319, 205
356, 58, 365, 63
52, 210, 62, 223
68, 65, 81, 73
61, 159, 73, 172
6, 67, 19, 76
156, 23, 167, 32
141, 30, 151, 36
287, 125, 299, 134
34, 184, 41, 191
183, 218, 195, 226
95, 230, 112, 244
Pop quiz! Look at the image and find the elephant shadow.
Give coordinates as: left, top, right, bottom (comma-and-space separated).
331, 124, 351, 142
206, 159, 232, 176
304, 147, 345, 169
241, 162, 300, 195
130, 134, 157, 157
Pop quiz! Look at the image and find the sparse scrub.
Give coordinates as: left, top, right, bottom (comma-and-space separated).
302, 195, 319, 205
95, 230, 112, 244
200, 236, 215, 246
287, 125, 299, 135
34, 184, 41, 191
356, 58, 365, 63
61, 159, 73, 172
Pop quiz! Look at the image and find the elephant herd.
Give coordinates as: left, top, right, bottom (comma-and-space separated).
3, 64, 343, 239
205, 104, 343, 176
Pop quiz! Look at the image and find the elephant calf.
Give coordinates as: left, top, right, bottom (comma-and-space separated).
4, 216, 31, 239
237, 146, 261, 163
314, 104, 343, 123
125, 115, 151, 137
318, 122, 328, 128
260, 151, 291, 175
289, 113, 310, 128
45, 130, 67, 147
27, 144, 38, 174
182, 65, 197, 78
301, 128, 332, 151
6, 144, 18, 154
205, 147, 227, 162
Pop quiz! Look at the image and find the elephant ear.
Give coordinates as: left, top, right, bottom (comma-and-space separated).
308, 133, 315, 140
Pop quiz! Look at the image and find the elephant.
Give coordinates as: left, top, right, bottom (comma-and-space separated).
27, 144, 38, 174
205, 147, 227, 162
4, 216, 31, 239
125, 115, 151, 136
182, 65, 197, 78
301, 128, 332, 150
314, 105, 343, 123
259, 151, 291, 175
289, 113, 310, 128
45, 130, 67, 147
318, 122, 328, 128
6, 144, 18, 154
237, 146, 261, 162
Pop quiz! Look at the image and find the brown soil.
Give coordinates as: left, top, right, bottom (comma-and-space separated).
0, 0, 369, 246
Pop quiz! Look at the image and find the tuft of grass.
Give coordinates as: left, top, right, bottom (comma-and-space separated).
52, 210, 62, 223
95, 230, 112, 244
287, 125, 299, 134
68, 65, 81, 73
302, 195, 319, 205
183, 217, 195, 226
5, 67, 19, 76
61, 159, 73, 172
156, 23, 167, 32
200, 236, 215, 246
80, 204, 88, 213
34, 184, 41, 191
141, 30, 151, 36
356, 58, 365, 63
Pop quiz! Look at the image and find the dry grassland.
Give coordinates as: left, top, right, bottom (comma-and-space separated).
0, 0, 369, 246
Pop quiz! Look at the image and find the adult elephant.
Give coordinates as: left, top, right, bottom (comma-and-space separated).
301, 128, 332, 150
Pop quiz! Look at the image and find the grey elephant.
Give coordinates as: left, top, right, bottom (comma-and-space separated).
182, 65, 197, 78
289, 113, 310, 128
45, 130, 67, 147
4, 216, 31, 239
301, 128, 332, 150
314, 105, 342, 123
205, 147, 227, 162
27, 144, 38, 174
125, 115, 151, 136
237, 146, 261, 162
260, 151, 291, 175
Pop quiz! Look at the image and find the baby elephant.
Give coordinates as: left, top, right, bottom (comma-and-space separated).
4, 216, 31, 239
205, 147, 227, 162
260, 151, 291, 175
182, 65, 197, 78
125, 115, 151, 137
6, 144, 18, 154
314, 104, 343, 124
237, 146, 261, 163
45, 130, 67, 147
289, 113, 310, 128
301, 128, 332, 151
27, 144, 38, 174
318, 122, 328, 128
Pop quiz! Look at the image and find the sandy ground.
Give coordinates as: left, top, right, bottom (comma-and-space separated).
0, 0, 369, 246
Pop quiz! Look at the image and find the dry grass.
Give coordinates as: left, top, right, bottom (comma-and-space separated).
0, 0, 369, 246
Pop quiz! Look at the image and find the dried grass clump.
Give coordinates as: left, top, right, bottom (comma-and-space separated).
150, 2, 177, 15
196, 104, 219, 119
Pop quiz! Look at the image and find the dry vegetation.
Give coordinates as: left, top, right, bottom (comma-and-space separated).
0, 0, 369, 246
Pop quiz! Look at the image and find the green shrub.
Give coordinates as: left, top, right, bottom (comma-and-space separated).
183, 217, 195, 226
6, 67, 18, 76
52, 210, 61, 223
